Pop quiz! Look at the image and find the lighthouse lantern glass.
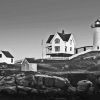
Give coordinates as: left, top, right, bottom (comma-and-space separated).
96, 21, 100, 25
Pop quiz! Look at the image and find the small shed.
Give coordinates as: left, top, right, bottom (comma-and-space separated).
21, 58, 37, 72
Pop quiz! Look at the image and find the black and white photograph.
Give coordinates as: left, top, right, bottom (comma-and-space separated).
0, 0, 100, 100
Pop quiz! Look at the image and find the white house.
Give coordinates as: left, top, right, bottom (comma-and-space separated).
46, 30, 75, 57
0, 50, 14, 64
21, 58, 37, 72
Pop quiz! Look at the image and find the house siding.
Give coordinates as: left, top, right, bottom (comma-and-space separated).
21, 59, 37, 72
29, 63, 37, 72
46, 33, 75, 55
21, 60, 29, 71
52, 33, 65, 53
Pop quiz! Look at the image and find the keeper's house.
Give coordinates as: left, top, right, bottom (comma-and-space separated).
0, 50, 14, 64
46, 30, 75, 57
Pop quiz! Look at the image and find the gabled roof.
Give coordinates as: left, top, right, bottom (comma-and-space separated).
2, 51, 14, 58
46, 31, 71, 43
58, 33, 71, 42
25, 58, 35, 63
46, 35, 54, 43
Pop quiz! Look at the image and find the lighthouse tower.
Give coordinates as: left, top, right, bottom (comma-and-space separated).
91, 19, 100, 50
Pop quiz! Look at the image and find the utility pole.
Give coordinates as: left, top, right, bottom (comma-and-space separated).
41, 39, 43, 59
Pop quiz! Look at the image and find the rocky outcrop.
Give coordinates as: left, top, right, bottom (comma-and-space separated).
0, 72, 100, 100
0, 73, 71, 95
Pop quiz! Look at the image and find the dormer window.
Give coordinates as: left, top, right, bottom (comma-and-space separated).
55, 38, 60, 44
70, 40, 72, 45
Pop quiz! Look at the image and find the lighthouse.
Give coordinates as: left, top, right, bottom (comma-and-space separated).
91, 19, 100, 50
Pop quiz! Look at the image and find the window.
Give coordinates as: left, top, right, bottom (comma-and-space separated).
0, 54, 2, 58
97, 46, 99, 49
70, 40, 72, 45
11, 59, 13, 63
55, 46, 60, 52
55, 38, 60, 44
48, 46, 52, 50
65, 46, 67, 52
70, 47, 72, 51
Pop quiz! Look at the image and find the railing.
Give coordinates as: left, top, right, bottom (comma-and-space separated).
75, 46, 93, 54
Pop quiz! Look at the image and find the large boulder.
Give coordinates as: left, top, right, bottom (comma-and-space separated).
44, 77, 54, 87
23, 74, 36, 87
53, 76, 70, 89
16, 73, 26, 86
42, 75, 55, 87
67, 86, 76, 94
3, 76, 16, 86
0, 75, 16, 86
77, 80, 93, 92
16, 73, 36, 88
35, 74, 47, 88
17, 86, 32, 94
35, 74, 70, 89
0, 86, 17, 94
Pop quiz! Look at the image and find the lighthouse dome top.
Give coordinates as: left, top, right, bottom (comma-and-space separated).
94, 19, 100, 27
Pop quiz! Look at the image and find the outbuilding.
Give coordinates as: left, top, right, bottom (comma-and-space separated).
21, 58, 37, 72
0, 50, 14, 64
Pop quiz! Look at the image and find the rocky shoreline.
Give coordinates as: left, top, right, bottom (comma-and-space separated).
0, 72, 100, 100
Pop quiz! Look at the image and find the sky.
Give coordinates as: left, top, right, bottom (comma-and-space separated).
0, 0, 100, 60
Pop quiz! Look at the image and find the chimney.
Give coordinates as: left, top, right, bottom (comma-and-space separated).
62, 30, 64, 34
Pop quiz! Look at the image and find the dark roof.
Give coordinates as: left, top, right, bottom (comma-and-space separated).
46, 32, 71, 43
57, 33, 71, 42
25, 58, 35, 63
46, 35, 54, 43
2, 51, 14, 58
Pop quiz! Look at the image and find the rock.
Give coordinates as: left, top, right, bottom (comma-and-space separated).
31, 88, 38, 94
0, 86, 17, 94
16, 74, 36, 88
53, 76, 70, 89
44, 76, 54, 87
34, 74, 70, 89
0, 77, 5, 86
3, 76, 16, 86
77, 80, 93, 92
88, 86, 94, 95
17, 86, 32, 94
0, 76, 4, 80
24, 74, 36, 87
35, 74, 48, 88
67, 86, 76, 94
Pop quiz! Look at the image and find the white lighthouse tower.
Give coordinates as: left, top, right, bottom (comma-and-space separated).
91, 19, 100, 50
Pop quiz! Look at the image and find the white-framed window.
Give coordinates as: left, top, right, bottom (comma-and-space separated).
70, 40, 72, 45
11, 59, 13, 63
65, 46, 67, 52
97, 46, 99, 49
55, 46, 60, 52
55, 38, 60, 44
0, 54, 2, 58
70, 47, 72, 51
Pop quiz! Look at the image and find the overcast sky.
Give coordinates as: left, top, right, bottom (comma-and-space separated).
0, 0, 100, 60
